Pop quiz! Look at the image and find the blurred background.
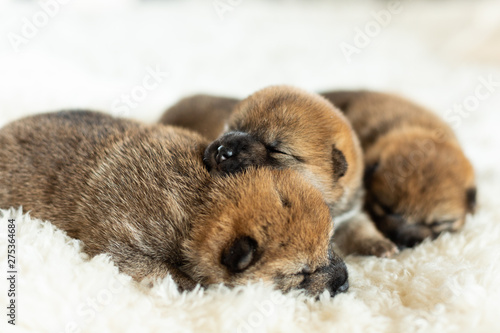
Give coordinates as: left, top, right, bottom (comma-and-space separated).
0, 0, 499, 140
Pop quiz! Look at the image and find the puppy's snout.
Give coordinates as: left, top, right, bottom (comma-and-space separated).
215, 145, 234, 164
327, 260, 349, 297
204, 131, 268, 175
394, 226, 431, 249
336, 279, 350, 294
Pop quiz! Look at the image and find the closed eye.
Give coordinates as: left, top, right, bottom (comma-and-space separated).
296, 271, 311, 289
430, 219, 455, 226
372, 196, 395, 215
267, 146, 306, 163
429, 219, 456, 232
265, 140, 305, 163
379, 203, 394, 215
259, 138, 288, 155
267, 146, 288, 155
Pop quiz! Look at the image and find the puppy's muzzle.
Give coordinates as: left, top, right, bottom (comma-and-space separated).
301, 254, 349, 298
371, 211, 433, 249
204, 131, 268, 175
215, 145, 233, 164
326, 257, 349, 297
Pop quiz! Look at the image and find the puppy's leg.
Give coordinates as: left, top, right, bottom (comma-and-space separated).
334, 212, 398, 258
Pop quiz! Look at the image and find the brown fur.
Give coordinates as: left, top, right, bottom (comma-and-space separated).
322, 90, 476, 248
0, 110, 349, 296
160, 86, 398, 257
219, 86, 363, 217
159, 94, 238, 140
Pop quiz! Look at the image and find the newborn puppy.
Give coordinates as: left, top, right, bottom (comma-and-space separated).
206, 86, 364, 218
160, 86, 398, 258
0, 110, 349, 296
159, 94, 238, 141
322, 90, 476, 248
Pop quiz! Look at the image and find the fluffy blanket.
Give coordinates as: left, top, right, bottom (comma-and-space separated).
1, 1, 500, 332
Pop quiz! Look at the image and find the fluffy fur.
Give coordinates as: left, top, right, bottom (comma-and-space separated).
159, 94, 239, 140
322, 90, 475, 248
161, 86, 398, 257
2, 204, 500, 332
0, 111, 348, 296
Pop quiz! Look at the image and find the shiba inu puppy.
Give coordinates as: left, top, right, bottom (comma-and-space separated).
322, 90, 476, 248
0, 110, 349, 296
160, 86, 398, 257
159, 94, 238, 141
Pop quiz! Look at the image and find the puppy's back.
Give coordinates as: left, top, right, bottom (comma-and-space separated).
322, 90, 456, 148
0, 111, 140, 224
160, 94, 239, 140
0, 111, 212, 278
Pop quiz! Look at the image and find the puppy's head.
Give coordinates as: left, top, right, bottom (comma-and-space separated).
203, 86, 362, 210
183, 168, 349, 297
363, 128, 476, 249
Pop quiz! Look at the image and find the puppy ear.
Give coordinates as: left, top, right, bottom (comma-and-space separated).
221, 236, 258, 273
466, 187, 477, 214
332, 146, 348, 180
363, 162, 379, 186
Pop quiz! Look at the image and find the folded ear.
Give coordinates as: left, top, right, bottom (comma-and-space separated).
332, 145, 348, 180
466, 187, 477, 214
221, 236, 258, 273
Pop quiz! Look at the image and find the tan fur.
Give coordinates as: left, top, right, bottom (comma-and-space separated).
225, 86, 363, 217
159, 94, 238, 140
160, 86, 398, 257
322, 90, 476, 248
0, 110, 349, 296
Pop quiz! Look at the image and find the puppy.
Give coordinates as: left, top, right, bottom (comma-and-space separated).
0, 110, 349, 296
321, 90, 477, 248
159, 94, 238, 141
160, 86, 399, 258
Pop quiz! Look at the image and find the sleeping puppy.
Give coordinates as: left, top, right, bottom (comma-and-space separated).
322, 90, 476, 248
0, 110, 349, 297
160, 86, 399, 258
159, 94, 238, 141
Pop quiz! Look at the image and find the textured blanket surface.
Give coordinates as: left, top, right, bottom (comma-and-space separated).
1, 1, 500, 332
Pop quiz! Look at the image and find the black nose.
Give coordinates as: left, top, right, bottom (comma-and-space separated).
336, 279, 349, 294
328, 261, 349, 297
392, 224, 432, 249
215, 145, 233, 164
395, 232, 425, 249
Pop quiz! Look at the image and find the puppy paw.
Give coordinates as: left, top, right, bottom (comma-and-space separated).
357, 238, 399, 258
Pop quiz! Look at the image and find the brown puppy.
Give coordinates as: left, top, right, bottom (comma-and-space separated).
322, 90, 476, 248
0, 110, 349, 296
160, 86, 398, 257
159, 94, 238, 140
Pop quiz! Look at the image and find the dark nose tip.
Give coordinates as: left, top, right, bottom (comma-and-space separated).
396, 234, 423, 250
337, 279, 349, 294
215, 145, 233, 164
328, 263, 349, 297
329, 276, 349, 297
393, 224, 431, 249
